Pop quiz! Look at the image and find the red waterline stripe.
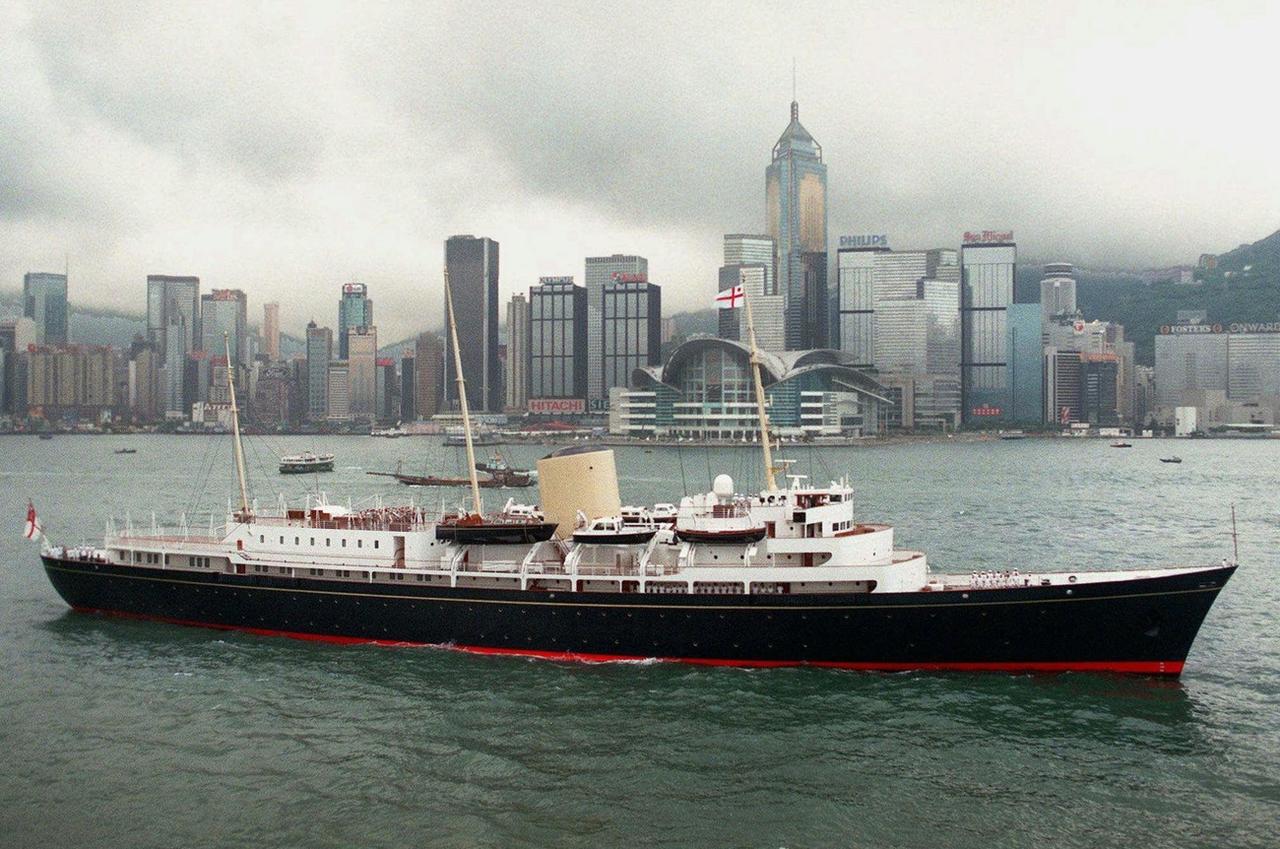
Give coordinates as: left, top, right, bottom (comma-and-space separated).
70, 607, 1184, 675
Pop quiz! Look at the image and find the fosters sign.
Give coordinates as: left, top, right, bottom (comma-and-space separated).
1159, 322, 1280, 335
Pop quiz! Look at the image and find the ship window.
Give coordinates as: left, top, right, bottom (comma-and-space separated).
357, 540, 362, 548
294, 537, 299, 545
259, 535, 264, 543
310, 537, 315, 546
374, 541, 379, 549
279, 536, 284, 544
326, 538, 330, 546
342, 540, 346, 548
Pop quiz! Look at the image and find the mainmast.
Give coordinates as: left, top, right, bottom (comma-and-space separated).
443, 266, 484, 517
741, 286, 778, 491
223, 332, 250, 518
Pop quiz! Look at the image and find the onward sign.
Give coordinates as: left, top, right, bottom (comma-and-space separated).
839, 234, 889, 249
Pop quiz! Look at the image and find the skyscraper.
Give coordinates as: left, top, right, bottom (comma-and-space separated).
305, 321, 332, 421
835, 247, 964, 429
585, 254, 647, 403
529, 277, 588, 404
601, 277, 661, 394
200, 289, 248, 366
346, 325, 377, 423
444, 235, 501, 412
146, 275, 200, 363
718, 235, 784, 352
414, 331, 445, 419
337, 283, 372, 360
766, 101, 827, 350
24, 272, 69, 346
162, 312, 189, 418
1040, 262, 1078, 338
400, 349, 416, 422
505, 294, 529, 412
959, 231, 1017, 424
263, 302, 280, 361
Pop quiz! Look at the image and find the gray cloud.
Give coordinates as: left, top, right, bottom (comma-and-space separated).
1, 0, 1277, 341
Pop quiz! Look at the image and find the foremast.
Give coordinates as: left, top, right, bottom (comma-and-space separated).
224, 332, 250, 519
443, 265, 484, 517
741, 285, 778, 492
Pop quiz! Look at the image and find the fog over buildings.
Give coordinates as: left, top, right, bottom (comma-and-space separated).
2, 1, 1278, 341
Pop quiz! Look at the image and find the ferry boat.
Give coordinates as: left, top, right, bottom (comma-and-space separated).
279, 452, 335, 474
33, 295, 1237, 676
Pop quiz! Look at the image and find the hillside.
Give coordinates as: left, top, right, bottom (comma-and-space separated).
1198, 228, 1280, 283
1017, 228, 1280, 365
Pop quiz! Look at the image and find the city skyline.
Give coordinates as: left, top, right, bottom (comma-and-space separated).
3, 2, 1278, 342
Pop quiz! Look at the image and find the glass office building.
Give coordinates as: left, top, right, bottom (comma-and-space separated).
337, 283, 373, 360
146, 275, 200, 367
601, 279, 661, 399
584, 254, 647, 404
836, 248, 878, 367
529, 278, 587, 402
200, 289, 248, 367
23, 272, 69, 346
766, 101, 828, 350
305, 322, 332, 421
444, 235, 501, 412
960, 239, 1017, 423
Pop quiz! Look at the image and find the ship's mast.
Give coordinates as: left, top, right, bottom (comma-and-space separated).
444, 266, 484, 516
741, 286, 778, 491
224, 332, 250, 518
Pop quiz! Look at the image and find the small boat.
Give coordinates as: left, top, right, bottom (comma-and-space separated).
370, 427, 406, 438
38, 433, 54, 440
368, 458, 535, 488
573, 517, 659, 546
1111, 440, 1133, 448
476, 452, 537, 482
1160, 456, 1183, 464
445, 431, 500, 447
574, 510, 662, 545
999, 430, 1027, 441
279, 452, 335, 474
433, 509, 558, 544
114, 448, 137, 455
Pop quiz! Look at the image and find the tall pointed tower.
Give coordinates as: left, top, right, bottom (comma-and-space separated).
766, 99, 829, 350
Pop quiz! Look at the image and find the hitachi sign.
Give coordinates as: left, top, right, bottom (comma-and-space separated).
839, 235, 889, 248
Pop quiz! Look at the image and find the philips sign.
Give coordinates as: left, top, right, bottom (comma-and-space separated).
839, 235, 889, 249
538, 276, 574, 285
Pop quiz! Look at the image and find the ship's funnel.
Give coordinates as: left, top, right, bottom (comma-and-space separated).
537, 446, 622, 539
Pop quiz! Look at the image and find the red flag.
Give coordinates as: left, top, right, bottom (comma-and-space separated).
23, 501, 42, 540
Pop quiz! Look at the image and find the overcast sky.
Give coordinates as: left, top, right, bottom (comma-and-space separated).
2, 1, 1277, 341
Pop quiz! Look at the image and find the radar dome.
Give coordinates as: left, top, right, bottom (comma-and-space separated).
712, 474, 734, 499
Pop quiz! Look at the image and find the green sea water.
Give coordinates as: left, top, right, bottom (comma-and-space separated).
1, 434, 1277, 849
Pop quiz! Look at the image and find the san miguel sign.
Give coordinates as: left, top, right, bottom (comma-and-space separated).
963, 230, 1014, 244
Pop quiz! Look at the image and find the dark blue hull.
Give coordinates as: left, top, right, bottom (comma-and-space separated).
41, 556, 1234, 675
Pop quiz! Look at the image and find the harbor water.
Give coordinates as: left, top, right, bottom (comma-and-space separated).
2, 435, 1277, 848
